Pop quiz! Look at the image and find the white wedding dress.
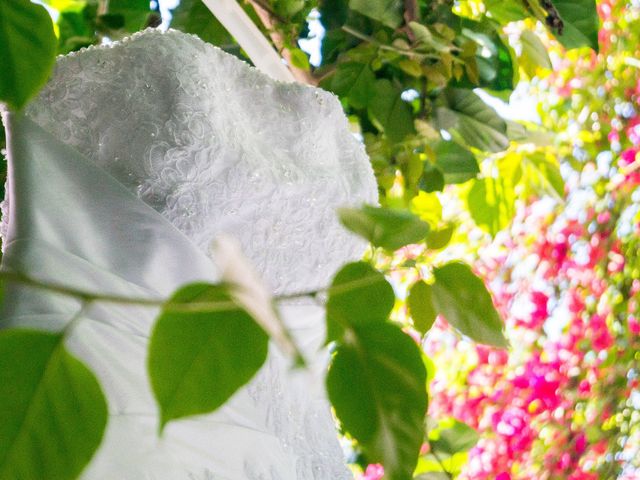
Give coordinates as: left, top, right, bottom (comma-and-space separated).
0, 28, 377, 479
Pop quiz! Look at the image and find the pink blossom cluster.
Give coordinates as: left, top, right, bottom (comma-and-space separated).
426, 194, 637, 478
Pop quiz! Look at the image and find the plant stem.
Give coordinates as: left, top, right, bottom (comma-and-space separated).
341, 25, 440, 60
431, 448, 454, 479
0, 267, 389, 312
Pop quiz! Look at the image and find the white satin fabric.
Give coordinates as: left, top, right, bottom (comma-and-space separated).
0, 28, 377, 479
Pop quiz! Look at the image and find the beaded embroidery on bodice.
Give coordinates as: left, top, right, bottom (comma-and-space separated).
4, 27, 378, 480
22, 28, 377, 296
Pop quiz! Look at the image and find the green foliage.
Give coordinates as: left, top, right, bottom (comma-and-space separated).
429, 418, 480, 456
457, 18, 515, 92
436, 88, 509, 153
407, 280, 437, 335
432, 262, 507, 347
338, 205, 430, 251
0, 329, 107, 480
0, 0, 56, 110
552, 0, 600, 51
148, 283, 269, 430
519, 30, 552, 76
415, 417, 480, 477
170, 0, 237, 53
484, 0, 528, 24
368, 79, 416, 143
432, 140, 479, 184
467, 175, 516, 236
521, 151, 565, 198
108, 0, 153, 33
330, 61, 376, 109
466, 148, 564, 235
349, 0, 403, 28
326, 261, 395, 341
327, 322, 427, 480
420, 163, 445, 193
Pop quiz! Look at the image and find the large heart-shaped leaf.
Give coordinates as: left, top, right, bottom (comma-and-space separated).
432, 262, 507, 347
0, 0, 56, 110
326, 261, 395, 342
148, 283, 269, 430
0, 329, 107, 480
327, 322, 428, 480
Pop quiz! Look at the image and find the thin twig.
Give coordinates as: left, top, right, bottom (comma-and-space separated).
403, 0, 420, 42
0, 267, 388, 312
341, 25, 440, 60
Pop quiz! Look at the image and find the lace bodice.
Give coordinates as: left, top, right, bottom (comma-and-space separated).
21, 28, 377, 296
2, 28, 378, 480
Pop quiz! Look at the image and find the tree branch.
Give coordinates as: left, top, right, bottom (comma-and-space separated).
403, 0, 420, 41
243, 0, 318, 85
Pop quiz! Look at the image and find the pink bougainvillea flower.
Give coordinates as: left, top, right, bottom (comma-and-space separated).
361, 464, 384, 480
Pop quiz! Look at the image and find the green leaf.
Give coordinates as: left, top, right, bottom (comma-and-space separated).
108, 0, 151, 32
368, 79, 416, 143
338, 205, 430, 251
411, 191, 443, 227
274, 0, 306, 17
148, 283, 269, 430
330, 61, 376, 109
326, 261, 395, 342
436, 88, 509, 152
432, 262, 507, 347
457, 20, 515, 91
349, 0, 403, 28
0, 0, 57, 110
327, 322, 428, 480
408, 281, 437, 335
551, 0, 599, 52
419, 163, 445, 193
426, 224, 455, 250
429, 418, 480, 455
521, 151, 565, 198
170, 0, 239, 53
56, 4, 98, 55
484, 0, 528, 23
433, 140, 479, 184
409, 22, 452, 53
466, 175, 516, 236
519, 30, 552, 77
289, 47, 310, 70
0, 329, 107, 480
